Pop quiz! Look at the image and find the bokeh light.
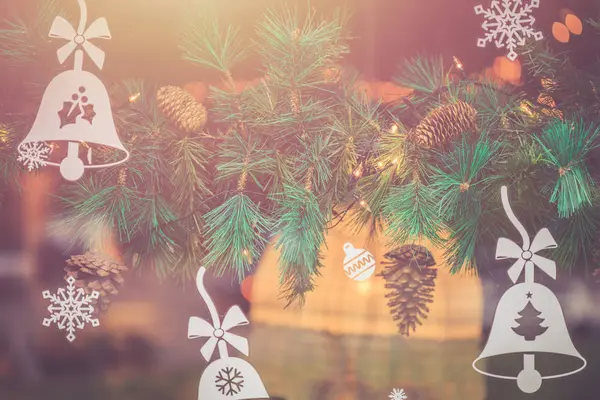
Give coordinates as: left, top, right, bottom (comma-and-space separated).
552, 22, 570, 43
565, 14, 583, 35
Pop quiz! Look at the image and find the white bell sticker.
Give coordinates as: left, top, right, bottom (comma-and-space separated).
188, 267, 269, 400
343, 242, 376, 281
472, 186, 586, 394
17, 0, 129, 181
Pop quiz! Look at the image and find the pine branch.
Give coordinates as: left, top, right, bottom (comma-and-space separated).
394, 55, 448, 97
383, 181, 445, 247
59, 177, 141, 245
431, 134, 501, 215
180, 11, 248, 74
274, 183, 327, 306
553, 199, 600, 273
256, 7, 349, 89
202, 194, 272, 280
0, 0, 65, 66
166, 136, 212, 214
534, 120, 600, 217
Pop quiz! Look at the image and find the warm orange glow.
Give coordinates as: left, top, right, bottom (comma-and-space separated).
356, 279, 372, 296
552, 22, 570, 43
376, 161, 384, 169
184, 81, 208, 102
565, 14, 583, 35
392, 158, 399, 165
390, 124, 398, 134
241, 275, 253, 302
493, 56, 522, 85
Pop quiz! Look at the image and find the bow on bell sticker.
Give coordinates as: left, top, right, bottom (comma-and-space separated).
49, 15, 111, 69
496, 227, 557, 283
188, 305, 250, 362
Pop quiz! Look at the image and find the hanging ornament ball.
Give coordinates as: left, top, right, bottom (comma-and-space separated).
552, 22, 570, 43
413, 100, 477, 149
60, 154, 85, 181
565, 14, 583, 35
517, 368, 542, 394
157, 86, 207, 133
342, 243, 376, 281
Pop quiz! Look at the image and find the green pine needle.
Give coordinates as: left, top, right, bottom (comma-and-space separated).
202, 194, 272, 281
180, 11, 247, 73
534, 120, 600, 217
60, 178, 140, 244
431, 134, 501, 215
167, 136, 212, 213
274, 184, 327, 306
394, 55, 448, 96
383, 181, 445, 247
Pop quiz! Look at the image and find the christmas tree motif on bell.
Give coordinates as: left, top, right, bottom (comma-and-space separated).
472, 186, 586, 394
188, 267, 269, 400
343, 243, 376, 281
17, 0, 129, 181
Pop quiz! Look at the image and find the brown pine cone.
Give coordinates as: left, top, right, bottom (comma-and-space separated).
64, 252, 128, 313
157, 86, 207, 133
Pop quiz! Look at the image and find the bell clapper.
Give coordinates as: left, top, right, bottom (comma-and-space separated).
60, 142, 85, 181
517, 353, 542, 393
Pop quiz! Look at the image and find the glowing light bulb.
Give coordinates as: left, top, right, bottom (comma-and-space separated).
129, 93, 141, 103
453, 56, 464, 71
359, 199, 371, 212
353, 164, 363, 178
390, 124, 398, 134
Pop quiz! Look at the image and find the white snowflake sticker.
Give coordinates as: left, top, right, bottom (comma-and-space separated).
389, 388, 408, 400
475, 0, 544, 61
42, 276, 100, 342
17, 141, 51, 171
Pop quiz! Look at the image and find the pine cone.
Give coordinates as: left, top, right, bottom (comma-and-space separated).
157, 86, 207, 133
64, 252, 128, 313
379, 245, 438, 336
0, 123, 12, 150
413, 101, 477, 149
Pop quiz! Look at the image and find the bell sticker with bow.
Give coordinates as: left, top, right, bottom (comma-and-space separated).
188, 267, 269, 400
472, 186, 586, 394
17, 0, 129, 181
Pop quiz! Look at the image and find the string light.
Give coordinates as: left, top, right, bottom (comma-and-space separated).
358, 199, 372, 212
242, 249, 252, 263
129, 93, 141, 103
453, 56, 464, 71
392, 158, 399, 165
390, 124, 398, 134
353, 164, 363, 178
376, 161, 384, 169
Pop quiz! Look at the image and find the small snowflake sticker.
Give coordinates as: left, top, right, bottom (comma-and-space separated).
389, 388, 408, 400
475, 0, 544, 61
42, 276, 100, 342
17, 141, 51, 171
215, 366, 245, 396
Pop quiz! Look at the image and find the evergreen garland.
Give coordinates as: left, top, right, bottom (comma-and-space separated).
2, 3, 600, 306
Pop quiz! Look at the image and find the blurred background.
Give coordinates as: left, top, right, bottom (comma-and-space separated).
1, 0, 599, 399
